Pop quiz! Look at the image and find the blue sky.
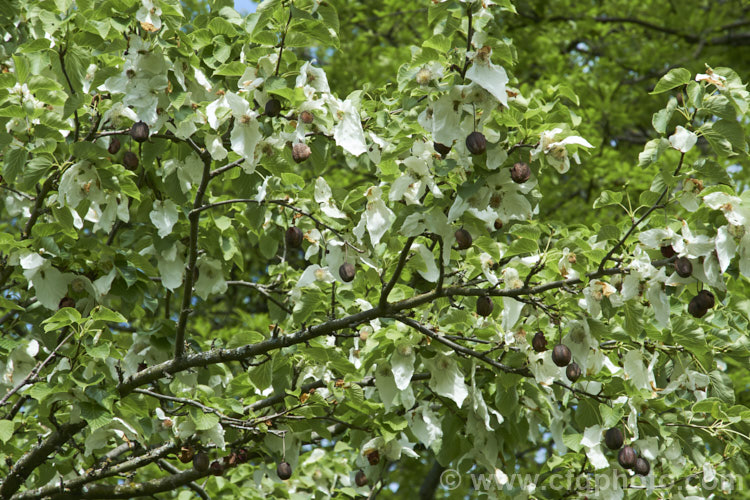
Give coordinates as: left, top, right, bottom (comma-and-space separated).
234, 0, 257, 14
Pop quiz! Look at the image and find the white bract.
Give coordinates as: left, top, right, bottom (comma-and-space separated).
465, 46, 509, 107
669, 126, 698, 153
532, 128, 594, 174
354, 186, 395, 246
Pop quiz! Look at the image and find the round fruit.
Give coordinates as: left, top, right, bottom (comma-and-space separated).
634, 457, 650, 476
494, 219, 503, 230
688, 296, 708, 318
476, 296, 494, 317
532, 331, 548, 353
674, 257, 692, 278
285, 227, 303, 248
299, 110, 314, 124
58, 297, 75, 310
355, 469, 368, 487
660, 245, 676, 258
339, 263, 356, 283
695, 290, 715, 310
209, 460, 224, 476
365, 450, 380, 466
604, 428, 624, 450
292, 143, 311, 163
178, 446, 195, 463
108, 137, 121, 155
193, 452, 209, 472
277, 461, 292, 480
130, 121, 149, 143
123, 151, 139, 170
434, 142, 452, 157
265, 98, 281, 117
551, 344, 572, 367
465, 131, 487, 155
565, 362, 582, 382
618, 446, 637, 469
510, 162, 531, 184
455, 228, 472, 250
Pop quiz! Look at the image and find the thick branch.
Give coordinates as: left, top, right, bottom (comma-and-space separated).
118, 257, 669, 396
12, 441, 179, 500
48, 468, 207, 499
0, 421, 86, 499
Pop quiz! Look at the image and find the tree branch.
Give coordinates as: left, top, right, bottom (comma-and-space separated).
598, 152, 685, 272
0, 421, 86, 499
174, 152, 213, 358
379, 236, 416, 308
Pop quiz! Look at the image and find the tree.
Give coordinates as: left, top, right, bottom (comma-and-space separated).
0, 0, 748, 498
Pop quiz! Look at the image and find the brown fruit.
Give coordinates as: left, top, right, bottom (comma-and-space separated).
209, 460, 224, 476
108, 137, 121, 155
565, 362, 582, 382
604, 427, 624, 450
660, 245, 676, 258
494, 219, 503, 230
476, 296, 494, 317
299, 110, 314, 124
130, 121, 149, 143
277, 461, 292, 479
265, 98, 281, 117
178, 446, 195, 463
123, 151, 139, 170
674, 257, 692, 278
532, 331, 547, 353
551, 344, 572, 367
465, 131, 487, 155
355, 469, 368, 487
634, 457, 650, 476
285, 227, 303, 248
687, 296, 708, 318
434, 142, 452, 157
455, 228, 472, 250
292, 143, 311, 163
365, 450, 380, 466
339, 262, 356, 283
58, 297, 75, 310
193, 452, 209, 472
618, 446, 637, 469
695, 290, 715, 310
510, 162, 531, 184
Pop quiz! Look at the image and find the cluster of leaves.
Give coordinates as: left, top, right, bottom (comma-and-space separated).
0, 0, 749, 499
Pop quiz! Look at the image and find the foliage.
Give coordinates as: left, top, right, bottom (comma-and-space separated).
0, 0, 749, 499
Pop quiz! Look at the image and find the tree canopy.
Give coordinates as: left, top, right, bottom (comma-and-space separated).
0, 0, 749, 499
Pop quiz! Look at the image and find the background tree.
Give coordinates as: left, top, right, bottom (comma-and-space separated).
0, 0, 749, 499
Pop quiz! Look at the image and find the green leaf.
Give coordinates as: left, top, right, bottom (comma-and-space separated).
593, 190, 623, 209
713, 119, 745, 153
638, 138, 669, 168
90, 306, 127, 324
3, 147, 28, 184
651, 68, 691, 94
80, 402, 113, 431
43, 307, 82, 332
0, 420, 13, 443
623, 301, 644, 339
508, 238, 538, 256
191, 408, 220, 431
